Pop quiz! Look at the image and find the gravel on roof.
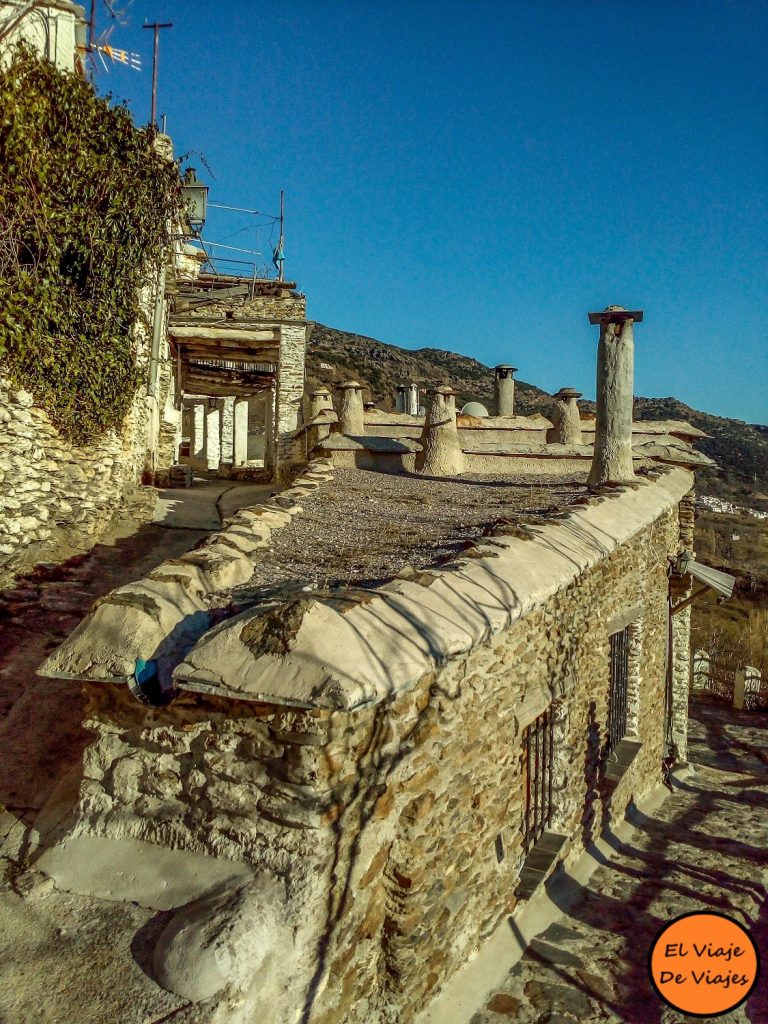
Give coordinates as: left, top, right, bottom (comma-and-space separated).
234, 468, 588, 602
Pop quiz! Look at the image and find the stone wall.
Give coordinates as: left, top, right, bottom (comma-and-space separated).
153, 339, 182, 473
0, 377, 158, 585
192, 291, 306, 321
59, 477, 686, 1023
669, 488, 696, 760
0, 271, 179, 584
275, 322, 309, 478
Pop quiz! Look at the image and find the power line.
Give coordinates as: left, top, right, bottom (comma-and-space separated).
199, 240, 263, 256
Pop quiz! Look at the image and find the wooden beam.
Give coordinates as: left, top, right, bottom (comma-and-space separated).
170, 316, 307, 328
169, 327, 278, 342
182, 379, 272, 398
193, 275, 297, 289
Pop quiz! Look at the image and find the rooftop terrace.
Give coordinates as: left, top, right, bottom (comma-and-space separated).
234, 467, 590, 600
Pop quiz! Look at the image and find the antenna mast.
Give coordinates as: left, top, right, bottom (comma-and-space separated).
278, 189, 285, 282
143, 21, 172, 127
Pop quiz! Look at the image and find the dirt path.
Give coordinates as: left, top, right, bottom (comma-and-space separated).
470, 698, 768, 1024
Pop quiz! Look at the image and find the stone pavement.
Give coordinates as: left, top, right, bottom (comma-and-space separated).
470, 697, 768, 1024
152, 476, 275, 530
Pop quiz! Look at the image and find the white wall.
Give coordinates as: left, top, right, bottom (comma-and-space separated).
0, 1, 85, 73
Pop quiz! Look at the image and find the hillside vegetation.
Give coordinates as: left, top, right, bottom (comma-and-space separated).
693, 508, 768, 679
307, 323, 768, 508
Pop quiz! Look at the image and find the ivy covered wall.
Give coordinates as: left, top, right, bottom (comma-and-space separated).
0, 45, 180, 442
0, 45, 182, 582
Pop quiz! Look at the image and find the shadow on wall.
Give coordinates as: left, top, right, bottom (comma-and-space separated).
288, 559, 534, 1020
297, 672, 449, 1024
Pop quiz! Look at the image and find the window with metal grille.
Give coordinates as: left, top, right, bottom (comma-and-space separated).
522, 707, 554, 853
608, 627, 630, 756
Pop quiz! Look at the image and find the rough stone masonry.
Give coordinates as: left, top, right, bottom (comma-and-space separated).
0, 377, 159, 587
36, 465, 694, 1024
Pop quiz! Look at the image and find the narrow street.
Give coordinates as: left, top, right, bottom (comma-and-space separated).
470, 698, 768, 1024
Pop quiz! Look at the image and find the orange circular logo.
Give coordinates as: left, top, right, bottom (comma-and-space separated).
649, 911, 760, 1017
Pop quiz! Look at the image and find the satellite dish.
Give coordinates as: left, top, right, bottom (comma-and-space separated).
460, 402, 489, 418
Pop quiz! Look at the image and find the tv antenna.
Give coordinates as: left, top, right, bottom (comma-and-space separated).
81, 2, 142, 75
272, 190, 285, 281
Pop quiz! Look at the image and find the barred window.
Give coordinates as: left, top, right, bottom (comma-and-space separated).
608, 627, 630, 756
522, 706, 554, 853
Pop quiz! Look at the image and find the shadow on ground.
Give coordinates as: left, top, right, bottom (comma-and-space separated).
0, 523, 206, 835
475, 695, 768, 1024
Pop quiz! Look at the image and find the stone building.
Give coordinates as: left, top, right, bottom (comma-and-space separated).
170, 279, 310, 481
32, 307, 717, 1023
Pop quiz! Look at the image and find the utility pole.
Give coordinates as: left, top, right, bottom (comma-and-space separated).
272, 190, 285, 281
143, 21, 172, 127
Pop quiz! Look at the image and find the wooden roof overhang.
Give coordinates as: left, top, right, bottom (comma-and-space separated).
169, 313, 310, 397
169, 324, 280, 363
181, 357, 276, 397
169, 319, 286, 397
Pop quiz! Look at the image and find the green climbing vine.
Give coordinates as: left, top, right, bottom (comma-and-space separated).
0, 45, 181, 442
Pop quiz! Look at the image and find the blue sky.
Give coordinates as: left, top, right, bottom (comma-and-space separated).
101, 1, 767, 423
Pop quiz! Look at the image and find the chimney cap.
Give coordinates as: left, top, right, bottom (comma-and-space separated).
588, 307, 644, 325
432, 383, 458, 395
495, 363, 518, 372
336, 380, 363, 390
553, 387, 582, 399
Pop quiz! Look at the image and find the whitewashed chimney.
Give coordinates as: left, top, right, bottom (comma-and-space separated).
335, 380, 365, 435
494, 365, 517, 417
415, 384, 466, 477
587, 306, 642, 486
310, 387, 333, 419
550, 388, 583, 445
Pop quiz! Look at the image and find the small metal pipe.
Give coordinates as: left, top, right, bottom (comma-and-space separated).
147, 261, 166, 396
